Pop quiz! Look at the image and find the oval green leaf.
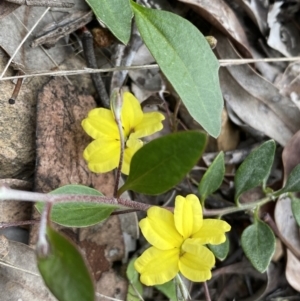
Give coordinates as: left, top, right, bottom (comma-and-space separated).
234, 140, 276, 204
36, 185, 118, 227
292, 197, 300, 227
199, 151, 225, 203
126, 258, 143, 301
208, 234, 229, 261
277, 164, 300, 195
86, 0, 132, 44
155, 280, 177, 301
37, 227, 95, 301
118, 131, 206, 195
131, 2, 223, 138
241, 219, 275, 273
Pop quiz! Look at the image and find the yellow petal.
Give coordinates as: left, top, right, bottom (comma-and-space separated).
134, 247, 179, 286
130, 112, 165, 139
139, 207, 183, 250
179, 241, 215, 282
121, 92, 143, 137
174, 195, 203, 239
122, 139, 143, 175
82, 108, 119, 140
192, 219, 231, 244
83, 138, 120, 173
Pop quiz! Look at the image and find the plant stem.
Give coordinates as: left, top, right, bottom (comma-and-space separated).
0, 186, 151, 211
203, 282, 211, 301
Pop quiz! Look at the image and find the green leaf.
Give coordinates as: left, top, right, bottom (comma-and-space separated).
155, 280, 177, 301
199, 152, 225, 203
37, 227, 94, 301
277, 164, 300, 194
36, 185, 118, 227
208, 235, 229, 261
86, 0, 132, 44
131, 2, 223, 137
234, 140, 276, 204
118, 131, 206, 195
292, 197, 300, 227
241, 219, 275, 273
126, 258, 143, 301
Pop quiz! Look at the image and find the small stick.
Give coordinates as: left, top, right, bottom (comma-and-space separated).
0, 220, 40, 229
81, 27, 110, 108
8, 73, 23, 104
203, 282, 211, 301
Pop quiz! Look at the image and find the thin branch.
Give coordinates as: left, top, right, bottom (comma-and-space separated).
1, 56, 300, 82
0, 186, 151, 211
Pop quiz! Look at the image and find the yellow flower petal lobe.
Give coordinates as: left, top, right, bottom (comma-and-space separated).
82, 108, 119, 140
131, 112, 165, 139
134, 247, 179, 286
83, 138, 120, 173
139, 207, 183, 250
192, 219, 231, 244
174, 195, 203, 239
122, 139, 143, 175
179, 240, 215, 282
121, 92, 143, 137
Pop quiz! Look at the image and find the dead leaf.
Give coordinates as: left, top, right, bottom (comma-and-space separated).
236, 0, 269, 35
0, 6, 72, 73
0, 0, 19, 20
275, 195, 300, 292
286, 250, 300, 292
0, 236, 57, 301
215, 30, 300, 146
282, 130, 300, 184
178, 0, 252, 57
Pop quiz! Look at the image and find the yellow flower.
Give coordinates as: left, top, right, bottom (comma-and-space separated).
82, 92, 165, 175
134, 194, 231, 286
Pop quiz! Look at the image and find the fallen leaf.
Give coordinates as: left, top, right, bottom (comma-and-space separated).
0, 6, 72, 73
178, 0, 252, 57
215, 30, 300, 146
274, 195, 300, 292
0, 236, 57, 301
282, 130, 300, 184
0, 1, 19, 20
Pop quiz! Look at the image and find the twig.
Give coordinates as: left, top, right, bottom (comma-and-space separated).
2, 56, 300, 82
0, 7, 51, 79
203, 282, 211, 301
0, 220, 40, 229
0, 186, 152, 211
82, 28, 110, 108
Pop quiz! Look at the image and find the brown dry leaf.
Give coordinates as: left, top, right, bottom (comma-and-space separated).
0, 6, 72, 73
286, 250, 300, 292
0, 0, 19, 20
276, 62, 300, 109
236, 0, 269, 35
215, 30, 300, 146
282, 129, 300, 184
178, 0, 252, 57
0, 236, 57, 301
274, 195, 300, 292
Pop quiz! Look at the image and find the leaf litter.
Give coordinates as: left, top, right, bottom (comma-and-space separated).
1, 0, 300, 300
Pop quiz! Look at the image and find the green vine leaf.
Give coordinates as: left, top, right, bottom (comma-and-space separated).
234, 140, 276, 204
126, 258, 143, 301
131, 2, 223, 137
208, 235, 229, 261
241, 219, 275, 273
199, 151, 225, 203
291, 197, 300, 227
86, 0, 132, 44
36, 185, 118, 227
118, 131, 206, 195
276, 164, 300, 195
37, 227, 95, 301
